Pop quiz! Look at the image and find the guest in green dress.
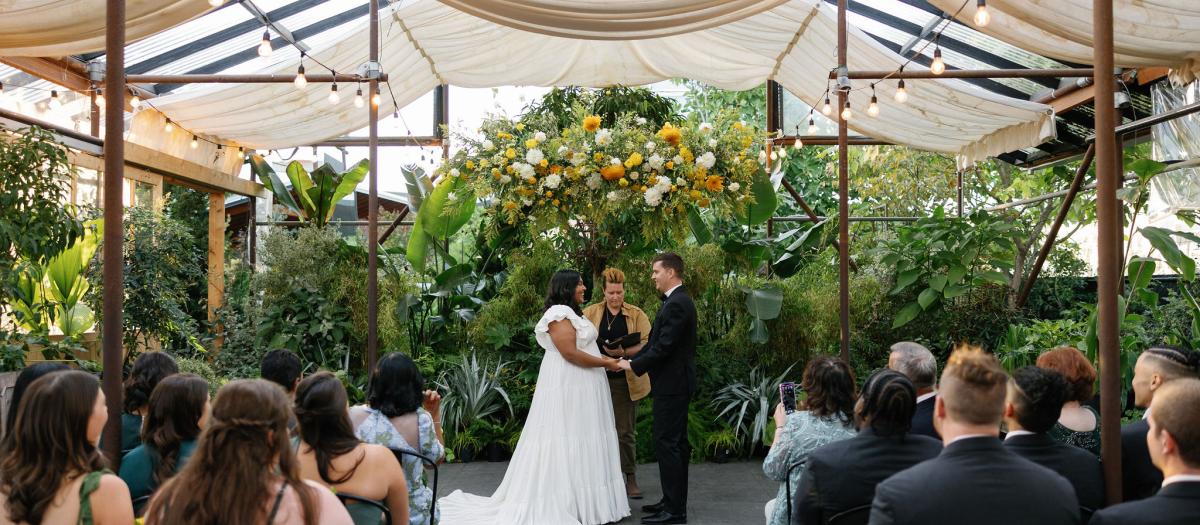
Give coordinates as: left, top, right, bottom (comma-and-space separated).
0, 370, 134, 525
120, 352, 179, 454
1038, 347, 1101, 455
120, 373, 210, 503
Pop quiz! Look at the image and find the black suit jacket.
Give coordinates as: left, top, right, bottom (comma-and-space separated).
1004, 433, 1105, 513
909, 395, 940, 440
1090, 481, 1200, 525
794, 427, 942, 525
630, 287, 697, 396
1121, 419, 1163, 501
870, 436, 1080, 525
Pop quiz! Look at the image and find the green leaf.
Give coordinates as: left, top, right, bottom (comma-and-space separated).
1126, 257, 1156, 292
286, 161, 318, 219
743, 286, 784, 320
687, 207, 712, 245
928, 274, 947, 292
978, 270, 1008, 285
56, 303, 94, 338
401, 164, 433, 212
947, 264, 967, 284
1136, 289, 1160, 308
419, 176, 476, 240
405, 212, 430, 272
304, 163, 339, 225
1142, 227, 1195, 281
435, 263, 475, 292
891, 268, 921, 295
251, 155, 303, 218
734, 167, 778, 226
326, 159, 370, 223
943, 284, 968, 299
892, 302, 922, 328
918, 287, 940, 310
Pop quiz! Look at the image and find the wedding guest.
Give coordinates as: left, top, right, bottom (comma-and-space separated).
1037, 346, 1101, 455
122, 352, 179, 453
262, 348, 304, 398
144, 379, 352, 525
1122, 345, 1200, 501
762, 355, 856, 525
296, 372, 409, 525
888, 341, 939, 439
3, 362, 68, 437
870, 346, 1079, 525
0, 370, 134, 525
1091, 378, 1200, 524
351, 352, 445, 525
792, 370, 941, 525
1002, 366, 1104, 515
582, 267, 652, 499
120, 374, 210, 502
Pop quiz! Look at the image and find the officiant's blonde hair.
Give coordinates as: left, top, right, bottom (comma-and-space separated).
602, 268, 626, 285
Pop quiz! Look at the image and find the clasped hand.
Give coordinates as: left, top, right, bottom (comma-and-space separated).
602, 356, 632, 372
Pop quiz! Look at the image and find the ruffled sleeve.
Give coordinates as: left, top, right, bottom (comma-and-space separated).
534, 305, 590, 335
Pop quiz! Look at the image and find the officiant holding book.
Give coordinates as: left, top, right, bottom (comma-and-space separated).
584, 267, 652, 499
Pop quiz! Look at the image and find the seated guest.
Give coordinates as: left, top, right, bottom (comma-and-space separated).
295, 372, 409, 525
762, 356, 857, 525
1002, 366, 1104, 515
262, 348, 304, 398
888, 341, 939, 439
145, 379, 352, 525
120, 374, 210, 502
870, 346, 1080, 525
0, 370, 134, 524
792, 370, 941, 525
1122, 346, 1200, 501
121, 352, 179, 453
351, 353, 445, 525
1092, 378, 1200, 524
1037, 347, 1101, 455
3, 362, 68, 437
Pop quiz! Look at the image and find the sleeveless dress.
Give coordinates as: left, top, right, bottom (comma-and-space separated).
354, 407, 445, 525
438, 305, 631, 525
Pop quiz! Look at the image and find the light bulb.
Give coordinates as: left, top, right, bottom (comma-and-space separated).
840, 101, 852, 121
974, 1, 990, 27
793, 137, 803, 150
190, 136, 199, 149
0, 82, 5, 99
328, 84, 340, 104
371, 87, 382, 107
94, 89, 104, 108
821, 97, 832, 116
49, 90, 61, 110
930, 48, 946, 75
294, 64, 307, 89
894, 79, 908, 103
807, 118, 817, 134
164, 120, 175, 133
209, 0, 222, 6
353, 87, 364, 108
257, 31, 272, 57
130, 93, 141, 109
867, 95, 879, 117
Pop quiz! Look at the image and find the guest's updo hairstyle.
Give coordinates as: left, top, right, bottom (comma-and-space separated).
857, 369, 917, 436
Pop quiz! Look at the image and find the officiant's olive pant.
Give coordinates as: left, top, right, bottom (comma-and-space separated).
653, 394, 690, 514
608, 375, 638, 475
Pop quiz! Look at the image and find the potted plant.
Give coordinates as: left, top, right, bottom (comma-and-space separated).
704, 428, 742, 464
480, 418, 520, 462
449, 424, 482, 463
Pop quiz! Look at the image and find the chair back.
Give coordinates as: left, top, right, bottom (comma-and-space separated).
132, 495, 152, 518
392, 447, 439, 524
1080, 506, 1094, 523
336, 493, 392, 525
785, 461, 805, 524
826, 504, 872, 525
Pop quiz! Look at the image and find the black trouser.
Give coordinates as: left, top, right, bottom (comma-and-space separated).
652, 393, 690, 515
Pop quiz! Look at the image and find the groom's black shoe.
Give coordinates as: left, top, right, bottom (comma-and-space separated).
640, 501, 666, 513
640, 511, 686, 524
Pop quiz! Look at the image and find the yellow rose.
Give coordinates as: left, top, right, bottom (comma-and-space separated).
625, 151, 644, 168
505, 148, 516, 159
545, 191, 554, 198
583, 115, 602, 132
505, 165, 514, 174
552, 199, 561, 206
526, 176, 538, 185
539, 159, 549, 168
525, 139, 538, 149
515, 123, 526, 131
618, 178, 629, 187
665, 161, 675, 170
689, 190, 702, 200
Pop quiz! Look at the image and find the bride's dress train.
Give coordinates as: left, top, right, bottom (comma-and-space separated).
437, 305, 631, 525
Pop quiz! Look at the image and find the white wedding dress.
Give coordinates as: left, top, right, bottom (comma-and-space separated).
438, 305, 632, 525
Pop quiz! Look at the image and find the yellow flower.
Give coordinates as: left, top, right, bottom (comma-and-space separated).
733, 121, 744, 130
657, 123, 682, 147
680, 147, 694, 165
479, 159, 490, 168
545, 191, 554, 198
526, 176, 538, 185
539, 159, 549, 168
618, 178, 629, 187
538, 199, 545, 205
583, 115, 602, 132
497, 132, 512, 140
465, 160, 476, 170
552, 199, 561, 206
525, 139, 538, 149
505, 165, 515, 174
503, 201, 518, 211
624, 151, 644, 168
741, 136, 753, 148
705, 175, 724, 192
505, 148, 516, 159
600, 165, 626, 181
515, 123, 526, 131
593, 152, 604, 163
689, 190, 702, 200
671, 184, 677, 192
665, 161, 675, 170
698, 198, 711, 208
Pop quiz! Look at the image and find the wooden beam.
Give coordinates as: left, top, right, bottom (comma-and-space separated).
124, 141, 266, 198
208, 192, 225, 353
1048, 85, 1098, 114
1135, 67, 1169, 86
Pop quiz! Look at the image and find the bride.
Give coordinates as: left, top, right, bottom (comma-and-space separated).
438, 270, 632, 525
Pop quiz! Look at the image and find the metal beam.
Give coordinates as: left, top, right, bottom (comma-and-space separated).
101, 0, 126, 470
367, 0, 381, 374
306, 136, 442, 148
833, 68, 1094, 80
787, 135, 891, 146
837, 0, 851, 364
241, 0, 311, 53
773, 216, 921, 223
1015, 144, 1095, 308
126, 73, 383, 84
378, 207, 411, 245
0, 56, 149, 112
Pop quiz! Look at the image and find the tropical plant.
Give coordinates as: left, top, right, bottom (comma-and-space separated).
711, 364, 795, 453
10, 219, 103, 340
256, 284, 354, 371
523, 86, 682, 132
436, 353, 513, 434
250, 155, 369, 228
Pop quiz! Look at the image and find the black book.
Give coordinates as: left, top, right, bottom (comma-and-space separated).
603, 332, 641, 349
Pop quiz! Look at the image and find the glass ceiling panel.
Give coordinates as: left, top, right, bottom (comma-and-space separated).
122, 6, 254, 70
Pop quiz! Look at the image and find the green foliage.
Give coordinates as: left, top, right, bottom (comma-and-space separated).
257, 284, 353, 371
176, 356, 223, 396
711, 365, 794, 454
436, 353, 513, 434
251, 156, 369, 227
163, 185, 214, 327
406, 174, 477, 273
994, 318, 1088, 372
11, 220, 102, 346
522, 86, 681, 131
673, 80, 765, 129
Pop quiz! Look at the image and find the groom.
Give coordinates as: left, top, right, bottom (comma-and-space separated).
618, 252, 697, 524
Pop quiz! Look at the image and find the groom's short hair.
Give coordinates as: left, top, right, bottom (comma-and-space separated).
653, 252, 684, 278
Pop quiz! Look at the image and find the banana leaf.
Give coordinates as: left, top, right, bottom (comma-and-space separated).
327, 159, 370, 222
251, 155, 303, 219
402, 164, 434, 212
735, 167, 778, 226
286, 161, 318, 220
419, 176, 475, 240
406, 212, 431, 273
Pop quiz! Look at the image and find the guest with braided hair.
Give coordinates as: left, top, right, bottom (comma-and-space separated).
1122, 345, 1200, 501
120, 352, 179, 454
144, 379, 351, 525
792, 369, 942, 525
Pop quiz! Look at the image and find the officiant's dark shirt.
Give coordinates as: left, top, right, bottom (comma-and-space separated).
597, 308, 628, 377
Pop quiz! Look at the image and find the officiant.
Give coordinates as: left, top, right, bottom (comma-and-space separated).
583, 267, 652, 499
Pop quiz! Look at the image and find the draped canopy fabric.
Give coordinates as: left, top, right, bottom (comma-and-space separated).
928, 0, 1200, 85
0, 0, 211, 57
151, 0, 1055, 166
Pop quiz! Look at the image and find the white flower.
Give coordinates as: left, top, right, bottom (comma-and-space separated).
708, 138, 718, 148
596, 129, 612, 146
727, 182, 741, 192
675, 177, 688, 186
673, 155, 684, 165
515, 162, 536, 180
610, 157, 622, 166
570, 154, 586, 167
758, 150, 767, 164
646, 154, 664, 171
500, 175, 512, 184
656, 177, 672, 191
557, 146, 569, 155
449, 168, 460, 178
699, 122, 713, 133
447, 192, 458, 203
482, 139, 495, 151
645, 141, 656, 152
644, 189, 663, 207
544, 173, 562, 189
696, 152, 716, 170
522, 198, 533, 206
636, 117, 647, 125
629, 171, 640, 180
525, 148, 544, 165
587, 173, 603, 189
534, 131, 547, 143
607, 190, 623, 202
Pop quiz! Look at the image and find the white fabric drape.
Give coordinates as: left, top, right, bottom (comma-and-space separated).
0, 0, 211, 56
929, 0, 1200, 85
436, 0, 787, 40
152, 0, 1054, 165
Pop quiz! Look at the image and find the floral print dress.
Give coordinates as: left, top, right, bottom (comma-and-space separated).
354, 407, 445, 525
761, 411, 856, 525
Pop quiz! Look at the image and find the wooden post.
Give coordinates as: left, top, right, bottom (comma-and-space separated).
208, 192, 225, 352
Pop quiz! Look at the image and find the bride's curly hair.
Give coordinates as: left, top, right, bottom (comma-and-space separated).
544, 269, 584, 315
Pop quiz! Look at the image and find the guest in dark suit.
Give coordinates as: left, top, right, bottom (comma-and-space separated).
1002, 366, 1104, 515
793, 370, 941, 525
618, 252, 697, 525
1092, 378, 1200, 524
1122, 346, 1200, 501
887, 342, 939, 440
869, 345, 1079, 525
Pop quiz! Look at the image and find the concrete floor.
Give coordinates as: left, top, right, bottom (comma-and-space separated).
436, 460, 776, 525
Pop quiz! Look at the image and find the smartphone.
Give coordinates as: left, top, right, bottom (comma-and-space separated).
780, 382, 797, 414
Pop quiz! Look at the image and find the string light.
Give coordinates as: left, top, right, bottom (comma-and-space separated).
294, 53, 307, 89
49, 90, 61, 109
130, 89, 141, 109
930, 46, 946, 75
793, 126, 802, 150
208, 0, 223, 6
353, 84, 365, 108
807, 118, 817, 134
974, 0, 990, 27
257, 30, 272, 57
328, 83, 340, 104
190, 135, 199, 149
371, 86, 382, 107
840, 100, 852, 121
867, 84, 879, 117
821, 95, 832, 116
93, 87, 105, 108
164, 119, 175, 133
894, 79, 908, 103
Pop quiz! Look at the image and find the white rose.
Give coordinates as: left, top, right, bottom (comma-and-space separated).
482, 139, 495, 151
636, 117, 647, 125
534, 131, 547, 143
697, 152, 716, 170
544, 174, 562, 189
500, 175, 512, 184
525, 148, 544, 165
727, 182, 741, 192
629, 172, 640, 180
587, 173, 602, 189
518, 163, 536, 179
644, 189, 663, 207
596, 129, 612, 146
610, 157, 622, 166
708, 139, 718, 147
699, 122, 713, 133
673, 155, 684, 165
646, 154, 664, 171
